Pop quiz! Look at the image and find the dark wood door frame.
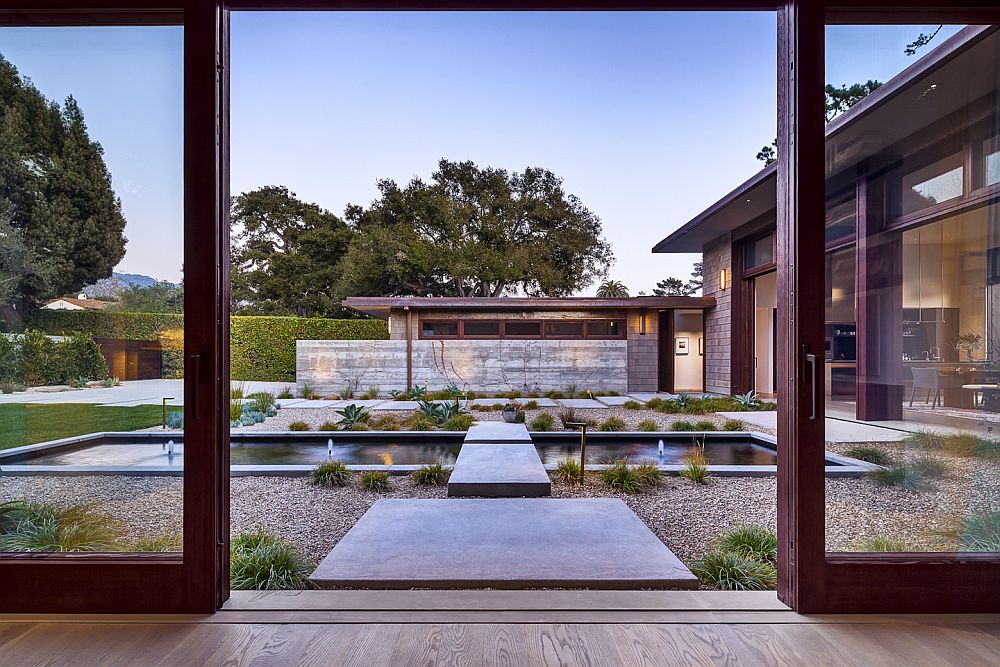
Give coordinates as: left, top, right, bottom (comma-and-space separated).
780, 0, 1000, 613
0, 0, 227, 614
658, 310, 674, 392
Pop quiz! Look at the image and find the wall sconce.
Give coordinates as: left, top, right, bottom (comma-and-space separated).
639, 308, 647, 336
719, 268, 728, 290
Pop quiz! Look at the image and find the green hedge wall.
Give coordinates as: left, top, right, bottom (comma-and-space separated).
27, 311, 388, 382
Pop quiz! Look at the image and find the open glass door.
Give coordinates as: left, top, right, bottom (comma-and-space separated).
779, 1, 1000, 612
0, 3, 227, 613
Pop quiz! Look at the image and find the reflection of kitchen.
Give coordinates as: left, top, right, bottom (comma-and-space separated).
825, 247, 858, 400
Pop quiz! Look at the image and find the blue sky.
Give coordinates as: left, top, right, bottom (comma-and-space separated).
0, 16, 960, 293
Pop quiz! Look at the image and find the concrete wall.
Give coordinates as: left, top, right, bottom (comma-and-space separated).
297, 338, 629, 394
703, 234, 732, 394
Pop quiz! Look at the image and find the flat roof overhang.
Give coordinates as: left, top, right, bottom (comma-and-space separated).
342, 296, 716, 319
652, 25, 999, 255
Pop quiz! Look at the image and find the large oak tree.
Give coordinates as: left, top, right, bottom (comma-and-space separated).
0, 56, 127, 320
339, 159, 613, 298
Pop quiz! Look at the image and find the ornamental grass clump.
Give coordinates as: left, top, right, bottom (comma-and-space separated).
600, 459, 659, 493
553, 459, 582, 484
680, 453, 710, 485
405, 413, 437, 431
670, 420, 696, 432
868, 464, 930, 491
691, 550, 776, 591
623, 400, 644, 410
288, 421, 311, 431
852, 535, 916, 552
598, 416, 627, 432
441, 414, 475, 431
910, 456, 948, 479
311, 460, 352, 487
359, 471, 392, 492
318, 421, 338, 431
247, 391, 276, 414
370, 415, 401, 431
693, 419, 716, 431
132, 533, 183, 552
903, 430, 945, 450
692, 524, 778, 591
959, 511, 1000, 551
529, 413, 556, 431
230, 530, 312, 590
636, 419, 659, 432
0, 501, 125, 552
412, 462, 451, 485
843, 446, 891, 466
722, 419, 745, 431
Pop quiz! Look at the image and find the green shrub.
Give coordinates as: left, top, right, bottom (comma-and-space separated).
633, 460, 664, 488
722, 419, 745, 431
441, 414, 475, 431
360, 385, 381, 400
19, 329, 56, 385
903, 430, 945, 450
558, 407, 577, 427
693, 419, 716, 431
644, 397, 664, 409
412, 463, 451, 485
132, 533, 183, 552
868, 464, 929, 491
852, 535, 915, 552
552, 459, 582, 484
910, 456, 948, 479
472, 403, 502, 411
623, 400, 644, 410
405, 414, 437, 431
0, 334, 21, 383
843, 446, 891, 466
370, 415, 401, 431
318, 421, 338, 431
230, 530, 312, 590
277, 386, 294, 399
248, 391, 276, 414
311, 460, 352, 487
359, 471, 391, 492
55, 333, 108, 383
670, 420, 696, 432
691, 550, 777, 591
529, 413, 556, 431
680, 452, 710, 484
716, 525, 777, 564
288, 421, 311, 431
543, 390, 565, 399
522, 400, 539, 410
636, 419, 659, 431
598, 416, 627, 432
300, 383, 320, 400
941, 433, 981, 457
230, 382, 247, 399
959, 511, 1000, 551
653, 401, 682, 414
229, 398, 244, 423
0, 501, 124, 552
600, 460, 655, 493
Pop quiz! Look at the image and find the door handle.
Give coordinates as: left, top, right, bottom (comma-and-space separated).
189, 354, 202, 421
804, 351, 817, 421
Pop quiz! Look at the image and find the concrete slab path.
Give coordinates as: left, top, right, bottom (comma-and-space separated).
557, 398, 607, 409
309, 498, 698, 589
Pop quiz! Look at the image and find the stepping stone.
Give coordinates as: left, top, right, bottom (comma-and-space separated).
595, 396, 637, 406
471, 398, 559, 407
558, 398, 607, 409
448, 443, 551, 497
463, 422, 532, 443
375, 401, 422, 411
283, 400, 340, 408
330, 400, 387, 409
310, 498, 699, 590
275, 399, 305, 408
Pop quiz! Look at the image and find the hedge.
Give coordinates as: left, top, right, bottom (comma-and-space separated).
27, 311, 388, 382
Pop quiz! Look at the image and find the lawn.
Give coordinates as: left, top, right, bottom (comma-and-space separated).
0, 403, 181, 450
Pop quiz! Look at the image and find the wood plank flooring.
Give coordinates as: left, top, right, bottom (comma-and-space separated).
1, 591, 998, 666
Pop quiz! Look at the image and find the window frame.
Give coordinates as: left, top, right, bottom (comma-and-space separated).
418, 319, 461, 339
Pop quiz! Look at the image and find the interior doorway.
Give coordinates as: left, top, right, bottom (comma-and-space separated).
658, 309, 706, 393
753, 271, 777, 396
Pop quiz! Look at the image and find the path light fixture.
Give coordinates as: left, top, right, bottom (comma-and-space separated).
161, 397, 175, 434
565, 421, 589, 484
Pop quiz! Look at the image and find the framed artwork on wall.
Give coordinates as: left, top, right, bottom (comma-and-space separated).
675, 337, 689, 355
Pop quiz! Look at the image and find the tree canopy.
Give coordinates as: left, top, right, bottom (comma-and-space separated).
654, 262, 702, 296
596, 280, 629, 298
338, 159, 613, 298
230, 186, 355, 317
110, 281, 184, 314
0, 56, 127, 319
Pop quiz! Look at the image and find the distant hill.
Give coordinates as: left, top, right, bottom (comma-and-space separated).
82, 272, 163, 299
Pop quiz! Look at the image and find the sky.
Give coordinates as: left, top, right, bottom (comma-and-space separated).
0, 17, 962, 293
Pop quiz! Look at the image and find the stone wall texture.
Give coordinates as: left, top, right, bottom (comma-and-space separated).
626, 310, 659, 392
703, 234, 732, 395
297, 339, 629, 394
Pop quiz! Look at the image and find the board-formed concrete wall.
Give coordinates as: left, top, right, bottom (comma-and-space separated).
297, 339, 628, 394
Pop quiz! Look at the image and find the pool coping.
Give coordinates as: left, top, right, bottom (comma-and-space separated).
0, 430, 880, 478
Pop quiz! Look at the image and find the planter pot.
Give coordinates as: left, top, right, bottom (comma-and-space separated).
502, 411, 518, 423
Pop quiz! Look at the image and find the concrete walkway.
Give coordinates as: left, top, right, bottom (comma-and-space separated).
309, 498, 698, 590
447, 423, 550, 497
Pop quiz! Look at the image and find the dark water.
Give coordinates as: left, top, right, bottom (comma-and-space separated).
8, 437, 776, 467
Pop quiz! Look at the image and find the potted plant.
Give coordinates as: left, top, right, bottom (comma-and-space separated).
501, 401, 524, 423
955, 332, 983, 363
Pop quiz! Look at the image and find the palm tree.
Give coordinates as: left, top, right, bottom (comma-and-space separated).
596, 280, 629, 298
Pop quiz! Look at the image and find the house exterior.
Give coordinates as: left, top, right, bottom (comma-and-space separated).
42, 294, 113, 311
653, 25, 1000, 422
298, 296, 713, 394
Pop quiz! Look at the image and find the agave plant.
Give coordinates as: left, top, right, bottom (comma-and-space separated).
406, 385, 428, 400
417, 400, 463, 424
673, 392, 691, 408
732, 390, 760, 409
336, 404, 371, 428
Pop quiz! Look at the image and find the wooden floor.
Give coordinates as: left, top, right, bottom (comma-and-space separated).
1, 591, 998, 666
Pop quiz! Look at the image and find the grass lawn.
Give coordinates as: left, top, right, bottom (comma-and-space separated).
0, 403, 182, 450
